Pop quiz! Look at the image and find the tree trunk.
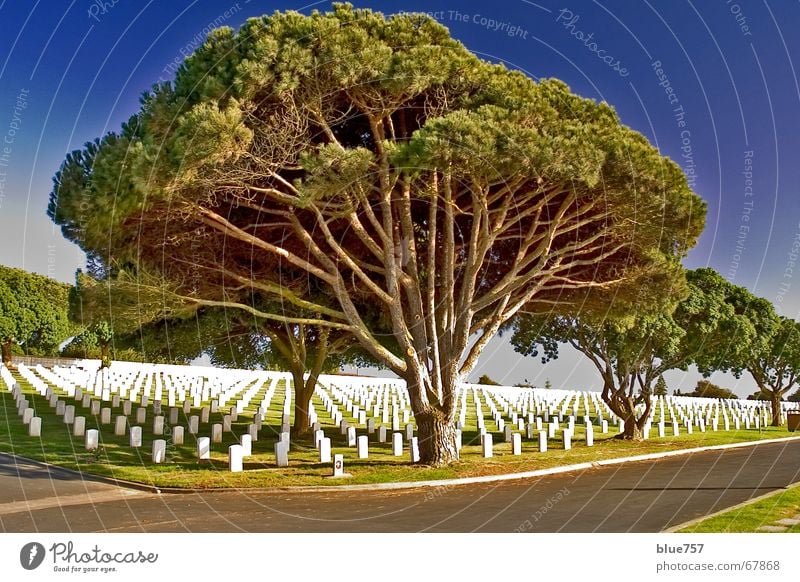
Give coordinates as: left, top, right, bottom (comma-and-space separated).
770, 391, 782, 427
100, 343, 110, 368
1, 340, 12, 367
620, 417, 644, 440
290, 369, 314, 437
601, 388, 647, 441
415, 408, 458, 466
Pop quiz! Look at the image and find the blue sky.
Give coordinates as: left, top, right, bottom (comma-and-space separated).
0, 0, 798, 395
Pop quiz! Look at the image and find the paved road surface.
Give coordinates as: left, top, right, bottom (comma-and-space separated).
1, 440, 799, 532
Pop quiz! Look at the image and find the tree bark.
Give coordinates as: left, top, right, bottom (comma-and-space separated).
770, 391, 783, 427
601, 387, 648, 441
415, 408, 458, 466
100, 343, 110, 368
291, 368, 314, 437
1, 339, 12, 367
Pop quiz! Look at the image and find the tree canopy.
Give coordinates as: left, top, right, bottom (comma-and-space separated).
510, 268, 762, 438
0, 265, 73, 365
48, 4, 705, 464
744, 316, 800, 425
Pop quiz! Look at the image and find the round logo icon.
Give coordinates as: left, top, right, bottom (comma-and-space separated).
20, 542, 46, 570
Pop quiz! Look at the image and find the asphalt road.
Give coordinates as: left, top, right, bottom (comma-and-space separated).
1, 439, 799, 533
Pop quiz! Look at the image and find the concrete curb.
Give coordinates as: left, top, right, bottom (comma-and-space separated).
4, 435, 800, 496
663, 479, 800, 533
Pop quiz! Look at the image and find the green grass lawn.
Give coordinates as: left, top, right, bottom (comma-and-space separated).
678, 483, 800, 533
1, 370, 795, 489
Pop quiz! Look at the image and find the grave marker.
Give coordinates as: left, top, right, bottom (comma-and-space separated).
152, 439, 166, 464
319, 437, 332, 462
274, 441, 289, 467
129, 426, 142, 447
197, 437, 211, 460
357, 435, 369, 459
229, 444, 244, 472
482, 433, 493, 458
512, 433, 522, 455
85, 429, 99, 451
333, 454, 344, 477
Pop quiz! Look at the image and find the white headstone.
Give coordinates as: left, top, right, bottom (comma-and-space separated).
314, 429, 325, 448
240, 434, 252, 456
357, 435, 369, 459
248, 424, 258, 442
189, 415, 199, 434
410, 436, 420, 463
586, 423, 594, 446
55, 400, 66, 416
63, 405, 75, 424
114, 416, 127, 436
405, 424, 414, 440
222, 415, 232, 432
28, 417, 41, 437
91, 401, 101, 416
392, 432, 403, 456
211, 423, 223, 442
347, 426, 357, 446
173, 425, 184, 445
229, 444, 244, 472
153, 416, 164, 435
378, 426, 387, 443
512, 433, 522, 455
197, 437, 211, 460
152, 439, 166, 464
201, 407, 210, 423
274, 440, 289, 467
319, 437, 332, 462
73, 416, 86, 437
538, 430, 547, 453
504, 425, 513, 443
601, 420, 608, 434
333, 453, 344, 477
22, 408, 34, 425
129, 426, 142, 447
563, 429, 572, 450
85, 428, 99, 451
367, 419, 375, 434
122, 401, 132, 416
169, 407, 179, 425
482, 433, 493, 458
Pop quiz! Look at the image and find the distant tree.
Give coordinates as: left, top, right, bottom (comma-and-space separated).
742, 317, 800, 426
654, 375, 668, 396
690, 379, 738, 399
787, 389, 800, 403
0, 266, 72, 365
544, 379, 553, 390
747, 391, 770, 401
511, 268, 769, 440
477, 374, 500, 386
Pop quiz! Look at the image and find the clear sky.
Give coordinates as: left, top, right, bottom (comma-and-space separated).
0, 0, 798, 395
